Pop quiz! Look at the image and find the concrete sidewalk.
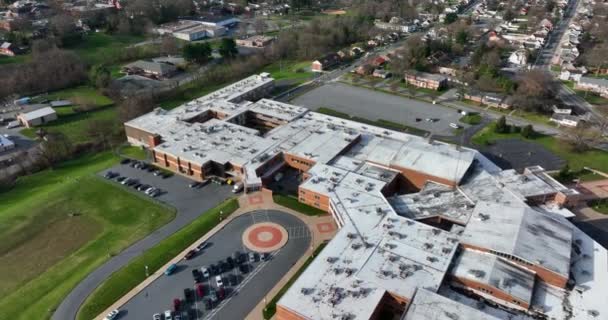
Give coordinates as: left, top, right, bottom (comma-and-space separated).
95, 191, 337, 320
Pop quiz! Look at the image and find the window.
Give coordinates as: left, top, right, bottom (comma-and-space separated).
314, 202, 320, 207
299, 197, 306, 202
314, 195, 321, 200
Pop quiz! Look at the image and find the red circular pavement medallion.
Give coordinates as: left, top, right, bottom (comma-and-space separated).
242, 223, 288, 253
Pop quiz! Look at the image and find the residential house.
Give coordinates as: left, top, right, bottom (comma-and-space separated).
17, 107, 57, 128
374, 17, 417, 33
550, 114, 585, 127
575, 77, 608, 98
404, 71, 447, 90
508, 49, 528, 66
372, 69, 391, 79
311, 53, 341, 72
123, 59, 180, 79
552, 105, 572, 115
156, 20, 226, 41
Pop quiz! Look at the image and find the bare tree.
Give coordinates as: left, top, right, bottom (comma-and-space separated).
118, 96, 154, 122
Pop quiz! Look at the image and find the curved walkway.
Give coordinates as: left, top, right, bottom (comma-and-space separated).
52, 176, 233, 320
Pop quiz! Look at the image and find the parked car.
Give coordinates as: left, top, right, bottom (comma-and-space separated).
153, 313, 161, 320
217, 287, 225, 300
116, 176, 126, 182
192, 269, 202, 282
137, 184, 150, 191
204, 298, 212, 310
199, 179, 210, 187
120, 158, 131, 165
196, 283, 205, 297
226, 257, 235, 269
239, 264, 249, 274
165, 263, 177, 276
197, 242, 211, 251
184, 249, 196, 260
173, 298, 181, 312
174, 314, 182, 320
249, 252, 257, 263
103, 171, 118, 179
153, 170, 162, 176
164, 310, 172, 320
188, 182, 200, 188
215, 275, 223, 287
209, 264, 219, 275
234, 251, 246, 264
218, 260, 230, 272
201, 266, 210, 279
184, 288, 194, 303
260, 253, 269, 261
103, 309, 119, 320
129, 161, 140, 168
228, 274, 238, 286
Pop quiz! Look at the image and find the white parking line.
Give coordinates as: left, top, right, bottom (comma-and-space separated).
202, 250, 280, 320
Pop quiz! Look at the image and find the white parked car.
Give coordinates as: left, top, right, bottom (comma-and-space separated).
164, 310, 173, 320
153, 313, 161, 320
215, 275, 223, 287
104, 309, 119, 320
232, 182, 243, 193
201, 266, 210, 278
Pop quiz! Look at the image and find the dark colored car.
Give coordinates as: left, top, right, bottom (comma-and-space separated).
209, 264, 219, 276
217, 287, 225, 300
184, 288, 194, 303
120, 158, 131, 165
197, 242, 211, 251
116, 176, 126, 182
184, 249, 196, 260
228, 274, 238, 286
226, 257, 235, 269
239, 264, 249, 274
218, 260, 230, 272
188, 182, 200, 189
192, 269, 202, 282
129, 161, 139, 168
173, 298, 181, 312
204, 298, 212, 310
234, 251, 246, 264
196, 284, 204, 297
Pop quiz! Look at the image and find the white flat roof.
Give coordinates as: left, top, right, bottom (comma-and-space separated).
404, 288, 501, 320
19, 106, 55, 121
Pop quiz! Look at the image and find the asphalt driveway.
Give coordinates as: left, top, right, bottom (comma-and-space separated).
52, 163, 233, 320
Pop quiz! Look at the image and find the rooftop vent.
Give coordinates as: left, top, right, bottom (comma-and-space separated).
468, 269, 485, 278
477, 213, 490, 221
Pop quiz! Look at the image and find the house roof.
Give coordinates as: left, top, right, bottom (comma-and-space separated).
314, 53, 340, 66
124, 60, 177, 75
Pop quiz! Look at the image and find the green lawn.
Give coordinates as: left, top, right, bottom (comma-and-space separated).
262, 242, 328, 319
68, 33, 146, 65
36, 85, 114, 108
316, 107, 429, 136
273, 194, 326, 216
159, 83, 226, 110
261, 60, 313, 83
0, 54, 29, 65
459, 113, 482, 125
472, 122, 608, 175
0, 152, 175, 320
588, 199, 608, 215
120, 145, 148, 160
77, 198, 239, 320
21, 106, 118, 144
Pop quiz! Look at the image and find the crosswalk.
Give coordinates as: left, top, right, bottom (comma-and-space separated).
286, 225, 311, 240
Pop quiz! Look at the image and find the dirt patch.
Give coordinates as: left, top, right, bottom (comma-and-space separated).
0, 215, 102, 297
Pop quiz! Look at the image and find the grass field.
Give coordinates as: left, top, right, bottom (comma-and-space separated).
68, 33, 145, 65
262, 242, 328, 319
120, 145, 148, 160
472, 122, 608, 177
77, 198, 239, 320
273, 194, 326, 216
459, 113, 482, 125
0, 54, 29, 65
21, 106, 118, 143
261, 60, 313, 83
0, 152, 175, 320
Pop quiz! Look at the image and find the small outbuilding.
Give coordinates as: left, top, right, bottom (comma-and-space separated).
17, 107, 57, 128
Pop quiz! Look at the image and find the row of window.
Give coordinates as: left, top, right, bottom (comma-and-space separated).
489, 250, 533, 267
290, 157, 312, 167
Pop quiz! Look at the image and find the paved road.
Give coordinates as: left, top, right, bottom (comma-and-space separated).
291, 82, 465, 136
52, 164, 233, 320
118, 210, 311, 320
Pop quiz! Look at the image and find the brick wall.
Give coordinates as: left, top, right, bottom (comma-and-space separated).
276, 305, 309, 320
298, 186, 330, 212
451, 276, 530, 310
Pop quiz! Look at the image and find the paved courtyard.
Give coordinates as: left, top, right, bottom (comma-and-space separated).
290, 82, 465, 136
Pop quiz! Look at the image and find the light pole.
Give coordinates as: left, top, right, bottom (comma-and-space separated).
145, 265, 149, 277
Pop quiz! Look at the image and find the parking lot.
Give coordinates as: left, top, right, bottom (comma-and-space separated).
290, 82, 465, 136
117, 210, 311, 320
100, 161, 234, 214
